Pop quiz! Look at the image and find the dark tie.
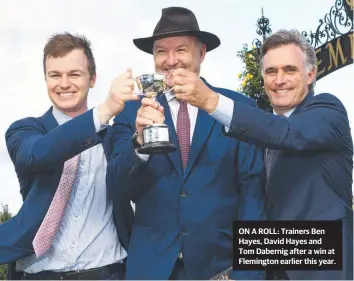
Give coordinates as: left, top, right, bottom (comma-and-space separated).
177, 100, 190, 170
265, 148, 276, 183
265, 114, 286, 188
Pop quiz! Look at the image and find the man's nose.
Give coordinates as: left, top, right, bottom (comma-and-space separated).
166, 53, 178, 66
59, 75, 71, 88
275, 72, 286, 85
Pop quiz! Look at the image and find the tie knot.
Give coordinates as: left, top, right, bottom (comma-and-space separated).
178, 100, 187, 108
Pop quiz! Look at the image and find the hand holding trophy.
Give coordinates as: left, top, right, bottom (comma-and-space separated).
134, 72, 176, 154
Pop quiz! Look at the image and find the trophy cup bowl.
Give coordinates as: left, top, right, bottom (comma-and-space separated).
135, 73, 177, 154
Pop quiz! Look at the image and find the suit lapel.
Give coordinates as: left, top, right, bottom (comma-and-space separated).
98, 127, 112, 161
39, 107, 59, 133
158, 95, 184, 179
157, 77, 217, 180
183, 108, 215, 181
183, 77, 217, 180
292, 92, 314, 115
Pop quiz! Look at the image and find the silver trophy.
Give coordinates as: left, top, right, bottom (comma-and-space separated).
134, 73, 176, 154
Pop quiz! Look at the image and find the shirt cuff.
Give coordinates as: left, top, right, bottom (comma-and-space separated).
93, 107, 108, 133
210, 93, 234, 131
134, 150, 150, 162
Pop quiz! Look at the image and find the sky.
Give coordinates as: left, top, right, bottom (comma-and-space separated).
0, 0, 353, 214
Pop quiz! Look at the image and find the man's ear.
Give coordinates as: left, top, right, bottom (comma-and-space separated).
199, 44, 206, 64
90, 74, 97, 88
307, 67, 316, 87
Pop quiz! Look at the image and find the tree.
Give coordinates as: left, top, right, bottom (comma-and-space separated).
236, 44, 272, 112
0, 205, 11, 223
0, 204, 12, 280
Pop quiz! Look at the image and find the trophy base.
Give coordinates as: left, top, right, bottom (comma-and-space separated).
137, 141, 177, 154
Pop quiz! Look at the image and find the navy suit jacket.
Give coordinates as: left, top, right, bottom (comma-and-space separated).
107, 79, 266, 280
226, 92, 353, 280
0, 108, 133, 277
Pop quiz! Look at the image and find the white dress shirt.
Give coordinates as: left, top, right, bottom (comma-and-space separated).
16, 107, 126, 273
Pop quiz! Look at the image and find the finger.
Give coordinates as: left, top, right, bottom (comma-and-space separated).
141, 97, 160, 109
139, 106, 164, 119
126, 78, 134, 91
157, 105, 164, 114
172, 76, 187, 87
175, 93, 189, 102
139, 113, 165, 125
121, 86, 134, 95
119, 68, 133, 80
123, 93, 140, 101
142, 106, 165, 119
141, 109, 164, 123
111, 86, 131, 99
146, 113, 165, 124
172, 68, 188, 77
136, 116, 153, 127
174, 84, 185, 94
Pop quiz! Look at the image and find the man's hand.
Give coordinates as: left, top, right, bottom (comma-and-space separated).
172, 68, 219, 114
135, 98, 165, 145
98, 68, 140, 124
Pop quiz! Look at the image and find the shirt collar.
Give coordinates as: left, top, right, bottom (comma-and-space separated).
52, 106, 73, 125
164, 90, 176, 103
273, 107, 296, 117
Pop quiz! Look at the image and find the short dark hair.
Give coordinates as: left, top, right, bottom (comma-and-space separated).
43, 32, 96, 78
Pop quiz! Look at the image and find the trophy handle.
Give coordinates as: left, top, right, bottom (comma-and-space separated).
131, 76, 145, 97
163, 69, 175, 94
163, 86, 175, 94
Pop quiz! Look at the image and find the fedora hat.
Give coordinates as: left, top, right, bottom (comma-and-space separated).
133, 7, 220, 54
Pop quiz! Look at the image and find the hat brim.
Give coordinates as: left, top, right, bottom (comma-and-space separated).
133, 30, 220, 54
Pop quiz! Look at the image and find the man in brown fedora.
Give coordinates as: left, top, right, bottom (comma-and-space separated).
107, 7, 265, 280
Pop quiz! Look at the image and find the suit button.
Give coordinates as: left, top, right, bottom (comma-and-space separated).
180, 191, 187, 197
181, 229, 187, 236
86, 138, 93, 146
178, 252, 183, 260
129, 166, 137, 176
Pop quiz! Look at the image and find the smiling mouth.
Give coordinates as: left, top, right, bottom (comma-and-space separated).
273, 89, 292, 94
57, 92, 75, 97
